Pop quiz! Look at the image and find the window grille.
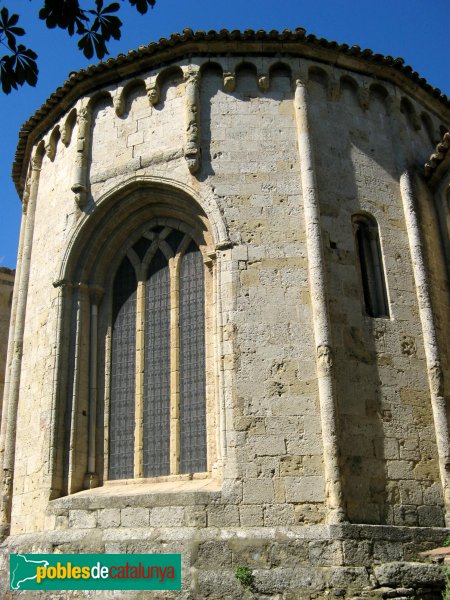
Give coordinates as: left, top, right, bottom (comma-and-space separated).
180, 242, 207, 473
109, 256, 137, 479
143, 250, 171, 477
108, 227, 208, 480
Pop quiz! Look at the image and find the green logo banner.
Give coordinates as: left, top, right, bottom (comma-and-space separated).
10, 554, 181, 590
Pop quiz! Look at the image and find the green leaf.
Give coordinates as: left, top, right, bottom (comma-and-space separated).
128, 0, 156, 16
78, 30, 108, 60
0, 7, 25, 51
89, 1, 122, 41
9, 45, 38, 87
0, 55, 17, 94
39, 0, 88, 36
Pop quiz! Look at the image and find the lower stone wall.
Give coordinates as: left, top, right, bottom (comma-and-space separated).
0, 523, 448, 599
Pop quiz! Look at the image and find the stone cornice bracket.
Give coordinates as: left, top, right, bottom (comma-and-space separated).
327, 76, 340, 102
146, 77, 160, 106
22, 173, 31, 215
52, 278, 73, 289
386, 94, 401, 117
358, 84, 370, 111
223, 72, 236, 93
71, 101, 92, 209
184, 69, 201, 174
45, 136, 56, 162
113, 89, 125, 117
258, 73, 270, 92
61, 109, 76, 147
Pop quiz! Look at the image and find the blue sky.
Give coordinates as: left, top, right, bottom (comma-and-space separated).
1, 0, 449, 268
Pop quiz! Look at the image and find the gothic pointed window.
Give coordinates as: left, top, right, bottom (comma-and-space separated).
108, 224, 207, 480
352, 213, 389, 318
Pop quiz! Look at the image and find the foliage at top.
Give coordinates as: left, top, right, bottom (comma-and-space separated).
0, 0, 157, 94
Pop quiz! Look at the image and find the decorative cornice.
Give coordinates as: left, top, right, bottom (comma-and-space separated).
424, 131, 450, 179
12, 27, 450, 198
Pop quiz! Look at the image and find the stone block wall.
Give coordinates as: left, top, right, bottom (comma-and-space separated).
1, 35, 449, 599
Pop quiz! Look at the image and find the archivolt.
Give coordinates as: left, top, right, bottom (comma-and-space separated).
58, 176, 230, 286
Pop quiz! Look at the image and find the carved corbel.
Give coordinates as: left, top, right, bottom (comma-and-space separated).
258, 74, 270, 92
385, 95, 400, 116
22, 175, 31, 215
327, 76, 340, 101
113, 91, 125, 117
410, 110, 421, 131
61, 110, 76, 147
45, 133, 57, 162
358, 85, 370, 110
223, 72, 236, 92
146, 80, 160, 106
71, 103, 92, 209
184, 70, 201, 174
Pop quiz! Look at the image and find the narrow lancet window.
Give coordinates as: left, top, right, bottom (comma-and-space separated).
353, 214, 389, 318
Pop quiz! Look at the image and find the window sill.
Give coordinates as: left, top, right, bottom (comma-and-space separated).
49, 478, 221, 512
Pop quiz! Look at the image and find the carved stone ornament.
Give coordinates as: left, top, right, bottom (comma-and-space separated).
114, 93, 125, 117
146, 81, 160, 106
184, 71, 201, 174
258, 74, 270, 92
71, 183, 88, 209
223, 73, 236, 92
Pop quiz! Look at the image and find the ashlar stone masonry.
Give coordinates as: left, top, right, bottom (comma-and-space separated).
0, 28, 449, 599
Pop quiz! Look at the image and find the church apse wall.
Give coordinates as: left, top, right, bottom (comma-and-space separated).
0, 29, 449, 599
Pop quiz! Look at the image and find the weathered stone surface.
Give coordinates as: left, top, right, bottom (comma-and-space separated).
374, 562, 446, 587
1, 28, 450, 600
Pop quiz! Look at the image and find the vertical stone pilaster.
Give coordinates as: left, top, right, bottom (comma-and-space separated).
0, 209, 26, 468
0, 144, 44, 537
399, 170, 450, 526
293, 77, 346, 525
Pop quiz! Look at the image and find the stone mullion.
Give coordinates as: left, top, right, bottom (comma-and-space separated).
203, 252, 216, 472
134, 281, 145, 479
369, 231, 387, 316
103, 320, 112, 481
85, 286, 103, 489
170, 256, 180, 475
